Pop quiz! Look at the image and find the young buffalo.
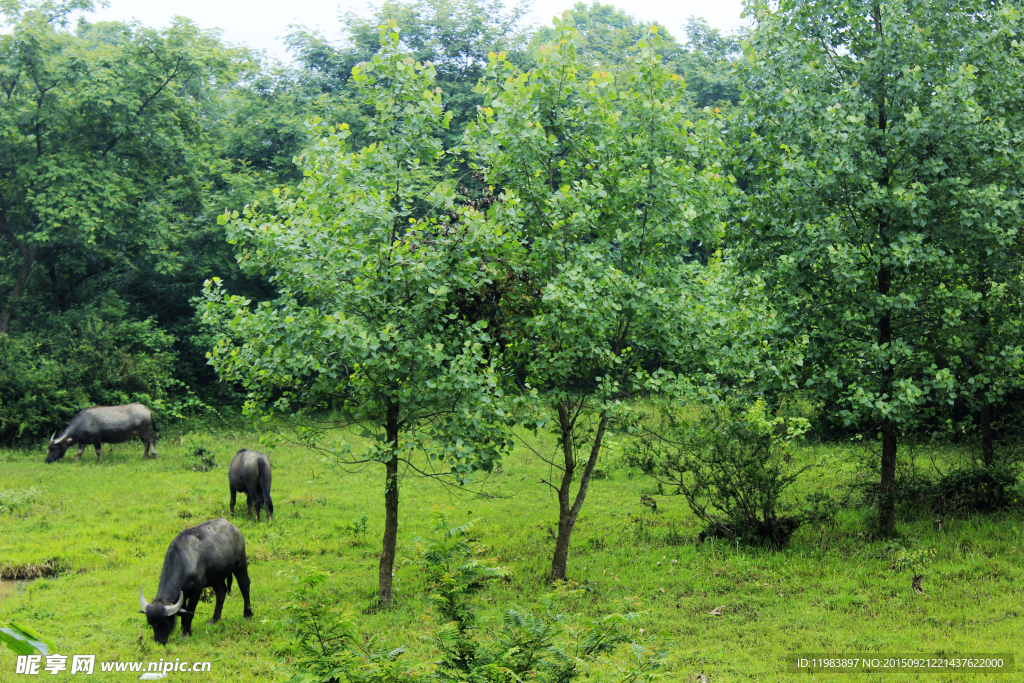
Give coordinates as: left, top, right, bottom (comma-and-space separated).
229, 449, 274, 522
139, 518, 253, 644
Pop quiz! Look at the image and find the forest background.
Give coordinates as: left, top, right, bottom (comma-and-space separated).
3, 0, 1024, 540
0, 0, 749, 440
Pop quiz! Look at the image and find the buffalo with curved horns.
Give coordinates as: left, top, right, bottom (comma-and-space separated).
139, 518, 253, 644
46, 403, 158, 463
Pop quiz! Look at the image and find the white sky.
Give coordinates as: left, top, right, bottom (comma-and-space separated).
78, 0, 749, 63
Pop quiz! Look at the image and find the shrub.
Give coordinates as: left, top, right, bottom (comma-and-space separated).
279, 571, 664, 683
0, 294, 179, 445
413, 506, 511, 625
627, 397, 832, 547
181, 432, 218, 472
344, 514, 370, 545
459, 590, 664, 683
931, 464, 1020, 516
412, 505, 511, 675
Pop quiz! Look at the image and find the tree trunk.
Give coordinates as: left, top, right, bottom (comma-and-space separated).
877, 265, 898, 536
377, 400, 400, 606
879, 419, 898, 536
0, 234, 39, 335
550, 405, 609, 582
979, 399, 994, 466
977, 291, 994, 466
48, 263, 71, 313
871, 3, 898, 537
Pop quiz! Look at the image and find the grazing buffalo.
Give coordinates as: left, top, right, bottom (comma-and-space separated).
229, 449, 274, 522
45, 403, 158, 463
139, 518, 252, 644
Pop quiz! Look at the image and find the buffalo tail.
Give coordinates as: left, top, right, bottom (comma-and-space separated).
258, 456, 273, 519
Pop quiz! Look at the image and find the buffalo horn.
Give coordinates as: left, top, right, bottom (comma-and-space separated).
139, 586, 150, 612
164, 591, 185, 617
49, 432, 56, 445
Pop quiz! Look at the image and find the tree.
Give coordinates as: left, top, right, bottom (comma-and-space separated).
533, 8, 746, 116
735, 0, 1024, 533
202, 23, 517, 606
669, 17, 745, 111
286, 0, 532, 150
0, 0, 240, 334
468, 20, 728, 580
531, 2, 681, 71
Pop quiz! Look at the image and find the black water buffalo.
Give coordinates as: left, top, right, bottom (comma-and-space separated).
45, 403, 158, 463
229, 449, 274, 522
139, 518, 253, 644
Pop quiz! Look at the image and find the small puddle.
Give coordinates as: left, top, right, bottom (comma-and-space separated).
0, 578, 34, 601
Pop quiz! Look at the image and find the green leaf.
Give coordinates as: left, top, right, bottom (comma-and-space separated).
0, 622, 55, 657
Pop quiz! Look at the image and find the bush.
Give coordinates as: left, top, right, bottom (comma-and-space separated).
627, 397, 831, 547
853, 443, 1023, 519
275, 570, 417, 683
413, 506, 510, 625
932, 465, 1020, 516
413, 506, 511, 676
279, 574, 663, 683
0, 294, 179, 445
344, 514, 370, 545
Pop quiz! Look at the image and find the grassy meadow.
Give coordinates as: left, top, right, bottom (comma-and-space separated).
1, 425, 1023, 682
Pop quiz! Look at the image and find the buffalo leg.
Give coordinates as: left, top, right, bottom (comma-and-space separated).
180, 592, 202, 637
144, 436, 158, 459
94, 442, 102, 463
75, 444, 86, 463
208, 579, 228, 625
230, 489, 237, 516
247, 485, 260, 521
234, 563, 253, 618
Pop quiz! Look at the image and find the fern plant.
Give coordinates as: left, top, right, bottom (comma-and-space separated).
414, 505, 512, 676
464, 592, 665, 683
275, 570, 416, 683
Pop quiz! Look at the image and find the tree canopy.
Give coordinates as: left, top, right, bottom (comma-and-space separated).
203, 23, 518, 605
467, 18, 730, 577
734, 0, 1024, 533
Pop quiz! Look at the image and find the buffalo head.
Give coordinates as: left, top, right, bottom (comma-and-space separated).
45, 433, 72, 463
139, 588, 191, 644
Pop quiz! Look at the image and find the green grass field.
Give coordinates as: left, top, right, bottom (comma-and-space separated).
2, 427, 1023, 682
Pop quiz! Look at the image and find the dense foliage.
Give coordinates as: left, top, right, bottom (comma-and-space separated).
465, 18, 730, 579
279, 512, 662, 683
733, 0, 1024, 533
203, 24, 521, 605
0, 0, 276, 436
